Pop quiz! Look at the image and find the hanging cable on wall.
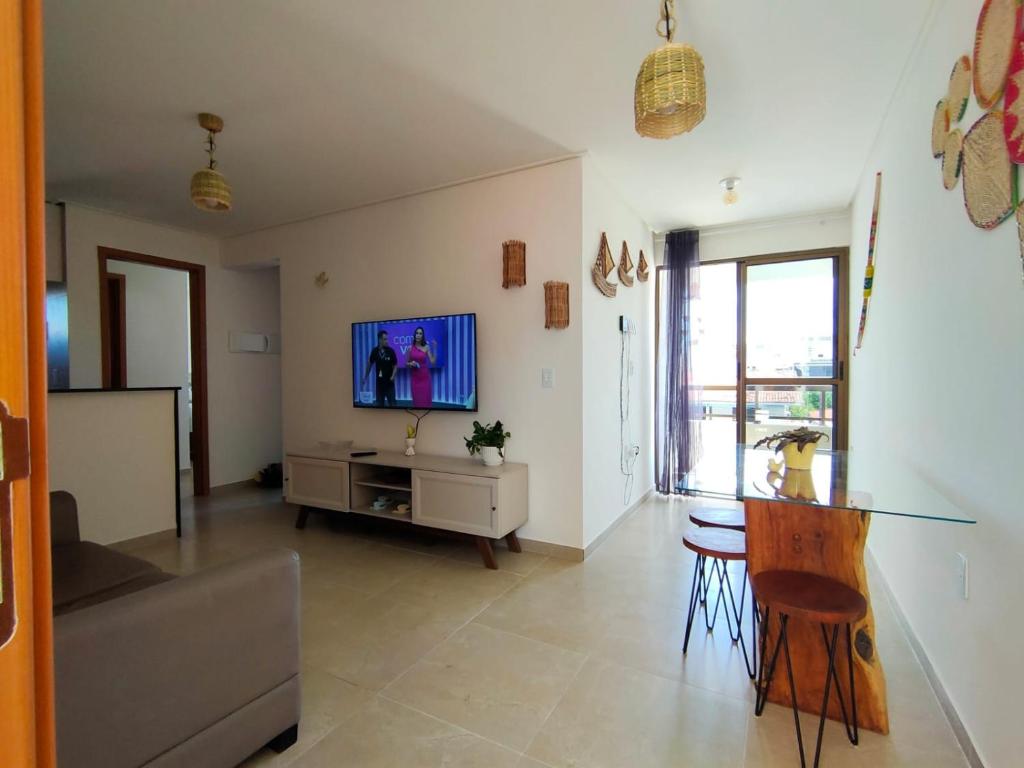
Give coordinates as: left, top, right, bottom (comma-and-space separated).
620, 316, 640, 504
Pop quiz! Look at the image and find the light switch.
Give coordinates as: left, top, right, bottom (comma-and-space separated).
541, 368, 555, 389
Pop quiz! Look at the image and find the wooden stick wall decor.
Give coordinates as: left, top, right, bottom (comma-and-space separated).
544, 281, 570, 329
636, 250, 650, 282
618, 241, 635, 287
854, 172, 882, 354
502, 240, 527, 288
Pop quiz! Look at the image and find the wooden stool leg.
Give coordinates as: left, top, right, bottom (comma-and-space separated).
475, 536, 498, 569
295, 506, 310, 530
504, 530, 522, 553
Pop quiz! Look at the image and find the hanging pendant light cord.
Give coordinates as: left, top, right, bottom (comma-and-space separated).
205, 131, 217, 171
658, 0, 676, 42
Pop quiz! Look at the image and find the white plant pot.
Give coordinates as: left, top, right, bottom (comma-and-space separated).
404, 438, 416, 457
480, 446, 503, 466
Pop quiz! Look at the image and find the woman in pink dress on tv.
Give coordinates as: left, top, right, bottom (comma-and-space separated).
406, 327, 437, 408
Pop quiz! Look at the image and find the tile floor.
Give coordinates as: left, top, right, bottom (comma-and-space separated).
122, 486, 969, 767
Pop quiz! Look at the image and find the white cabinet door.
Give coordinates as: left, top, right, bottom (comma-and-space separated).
412, 471, 498, 537
285, 457, 349, 511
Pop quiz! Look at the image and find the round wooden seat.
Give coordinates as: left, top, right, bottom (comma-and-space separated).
688, 506, 745, 530
752, 570, 867, 625
682, 527, 746, 561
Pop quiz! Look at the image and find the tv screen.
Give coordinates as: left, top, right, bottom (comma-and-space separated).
352, 313, 477, 411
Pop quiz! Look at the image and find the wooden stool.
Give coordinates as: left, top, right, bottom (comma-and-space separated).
753, 570, 866, 768
681, 527, 757, 678
688, 506, 745, 531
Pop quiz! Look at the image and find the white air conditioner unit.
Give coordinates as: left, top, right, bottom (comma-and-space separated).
228, 331, 280, 354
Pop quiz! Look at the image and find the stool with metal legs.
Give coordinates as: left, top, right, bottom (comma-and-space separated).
752, 570, 865, 768
681, 527, 757, 678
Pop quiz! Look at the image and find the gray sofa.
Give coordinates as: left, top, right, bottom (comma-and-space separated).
51, 491, 301, 768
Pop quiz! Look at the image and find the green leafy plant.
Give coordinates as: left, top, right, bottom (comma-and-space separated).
464, 420, 511, 457
753, 426, 829, 454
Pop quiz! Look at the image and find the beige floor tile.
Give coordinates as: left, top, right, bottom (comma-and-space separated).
527, 656, 749, 768
382, 623, 587, 752
288, 696, 521, 768
447, 539, 550, 576
243, 671, 373, 766
381, 557, 523, 623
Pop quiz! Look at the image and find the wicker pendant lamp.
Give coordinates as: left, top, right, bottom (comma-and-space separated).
635, 0, 706, 139
190, 112, 232, 212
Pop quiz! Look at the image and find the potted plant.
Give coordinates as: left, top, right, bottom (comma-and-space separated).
464, 420, 511, 466
753, 426, 829, 471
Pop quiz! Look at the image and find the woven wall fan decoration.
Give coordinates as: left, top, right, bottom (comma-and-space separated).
543, 281, 570, 329
962, 110, 1018, 229
973, 0, 1022, 110
501, 240, 526, 288
942, 129, 964, 190
931, 99, 951, 158
947, 56, 973, 123
1003, 32, 1024, 163
636, 250, 650, 282
618, 242, 635, 287
592, 232, 617, 297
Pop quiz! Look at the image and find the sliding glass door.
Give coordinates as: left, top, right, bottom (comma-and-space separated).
681, 248, 849, 450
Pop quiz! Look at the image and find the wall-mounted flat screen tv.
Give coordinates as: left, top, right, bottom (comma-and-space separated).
352, 313, 477, 411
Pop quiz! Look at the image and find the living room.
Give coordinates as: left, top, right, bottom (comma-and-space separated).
2, 1, 1020, 767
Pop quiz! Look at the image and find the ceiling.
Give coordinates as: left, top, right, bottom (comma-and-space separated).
43, 0, 933, 237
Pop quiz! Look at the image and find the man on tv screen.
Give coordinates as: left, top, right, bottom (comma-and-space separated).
361, 330, 397, 407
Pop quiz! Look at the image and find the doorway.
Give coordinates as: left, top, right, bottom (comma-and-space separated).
658, 247, 849, 453
98, 246, 210, 496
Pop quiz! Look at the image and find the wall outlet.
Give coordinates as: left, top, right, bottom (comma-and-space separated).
541, 367, 555, 389
956, 552, 969, 600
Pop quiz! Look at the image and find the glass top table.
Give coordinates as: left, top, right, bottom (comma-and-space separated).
676, 446, 976, 524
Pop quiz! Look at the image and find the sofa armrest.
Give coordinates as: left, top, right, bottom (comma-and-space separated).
54, 548, 301, 768
49, 490, 80, 546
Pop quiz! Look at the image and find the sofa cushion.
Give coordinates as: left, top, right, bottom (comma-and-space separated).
52, 542, 173, 614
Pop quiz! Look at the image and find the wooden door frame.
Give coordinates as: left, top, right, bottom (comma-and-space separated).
98, 247, 210, 496
103, 273, 127, 387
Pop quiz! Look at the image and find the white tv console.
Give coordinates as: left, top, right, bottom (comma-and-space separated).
284, 446, 528, 569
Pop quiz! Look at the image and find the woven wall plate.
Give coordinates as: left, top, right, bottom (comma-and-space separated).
962, 111, 1018, 229
947, 56, 973, 123
973, 0, 1022, 110
942, 129, 964, 190
1004, 32, 1024, 163
931, 99, 950, 158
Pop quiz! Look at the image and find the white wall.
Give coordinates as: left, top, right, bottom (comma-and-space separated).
49, 390, 177, 544
62, 204, 282, 486
581, 158, 655, 546
225, 158, 585, 547
107, 261, 191, 467
847, 3, 1021, 765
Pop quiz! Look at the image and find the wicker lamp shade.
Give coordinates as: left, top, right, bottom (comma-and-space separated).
543, 281, 570, 329
190, 168, 232, 211
635, 42, 706, 138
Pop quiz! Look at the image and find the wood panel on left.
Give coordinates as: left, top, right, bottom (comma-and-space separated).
0, 0, 57, 764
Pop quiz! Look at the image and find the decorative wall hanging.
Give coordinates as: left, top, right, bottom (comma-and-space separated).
634, 0, 706, 139
592, 232, 617, 297
947, 56, 973, 123
314, 271, 329, 288
501, 240, 527, 288
636, 250, 650, 282
618, 242, 635, 287
1003, 31, 1024, 163
854, 172, 882, 354
942, 129, 964, 190
543, 282, 570, 329
973, 0, 1022, 110
190, 112, 232, 212
1017, 204, 1024, 281
962, 110, 1018, 229
932, 99, 950, 157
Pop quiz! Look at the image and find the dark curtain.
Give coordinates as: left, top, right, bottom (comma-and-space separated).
655, 229, 702, 494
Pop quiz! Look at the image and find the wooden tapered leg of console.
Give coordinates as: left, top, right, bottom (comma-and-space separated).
295, 506, 310, 530
475, 536, 498, 569
505, 530, 522, 553
744, 498, 889, 734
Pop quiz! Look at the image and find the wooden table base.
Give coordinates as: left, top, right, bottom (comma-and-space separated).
744, 498, 889, 734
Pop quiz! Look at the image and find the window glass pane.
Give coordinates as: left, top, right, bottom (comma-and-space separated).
692, 262, 737, 386
745, 258, 834, 378
744, 384, 835, 447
